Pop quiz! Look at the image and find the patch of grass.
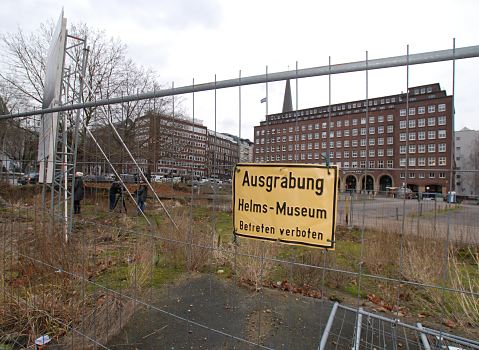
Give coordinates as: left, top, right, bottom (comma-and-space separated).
343, 282, 368, 299
95, 264, 130, 291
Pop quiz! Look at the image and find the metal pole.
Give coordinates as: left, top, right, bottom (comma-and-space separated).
417, 323, 431, 350
4, 45, 479, 120
352, 308, 363, 350
318, 302, 338, 350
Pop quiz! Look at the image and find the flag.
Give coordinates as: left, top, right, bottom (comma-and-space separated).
260, 97, 267, 103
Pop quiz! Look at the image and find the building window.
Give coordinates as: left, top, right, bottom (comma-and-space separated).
400, 120, 407, 129
438, 116, 446, 125
418, 118, 425, 127
352, 140, 358, 147
378, 160, 384, 168
428, 144, 436, 153
361, 117, 366, 125
400, 172, 405, 179
387, 137, 394, 145
344, 140, 350, 147
387, 125, 393, 133
409, 158, 416, 166
409, 120, 416, 128
438, 104, 446, 112
336, 130, 342, 137
322, 122, 327, 129
439, 157, 446, 166
409, 145, 416, 153
387, 114, 394, 121
378, 126, 384, 134
369, 138, 375, 146
418, 157, 426, 166
409, 132, 416, 141
400, 133, 406, 141
400, 145, 406, 154
419, 173, 425, 179
344, 130, 350, 137
439, 172, 446, 178
400, 158, 406, 167
428, 131, 436, 140
360, 150, 366, 157
409, 107, 416, 115
352, 151, 358, 158
344, 120, 349, 126
336, 152, 341, 159
378, 115, 384, 122
428, 105, 436, 113
418, 131, 425, 140
387, 160, 394, 168
387, 148, 393, 156
352, 161, 358, 168
429, 172, 435, 179
418, 106, 425, 114
438, 130, 446, 139
418, 144, 426, 153
361, 128, 367, 135
344, 161, 349, 168
438, 143, 446, 152
360, 139, 366, 146
369, 150, 375, 157
378, 149, 384, 157
400, 109, 407, 116
409, 172, 415, 179
369, 116, 375, 124
344, 151, 349, 158
369, 160, 375, 168
352, 119, 358, 126
360, 161, 366, 168
352, 129, 358, 136
336, 141, 342, 148
428, 117, 436, 126
428, 157, 436, 166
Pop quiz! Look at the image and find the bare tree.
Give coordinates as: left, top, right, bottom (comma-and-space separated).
0, 20, 179, 172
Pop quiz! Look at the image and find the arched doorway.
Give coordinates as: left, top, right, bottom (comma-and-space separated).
361, 175, 374, 193
345, 175, 357, 192
379, 175, 393, 194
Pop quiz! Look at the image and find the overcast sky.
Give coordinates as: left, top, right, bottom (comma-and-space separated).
1, 0, 479, 140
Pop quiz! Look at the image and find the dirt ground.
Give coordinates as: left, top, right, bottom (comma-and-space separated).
107, 273, 347, 350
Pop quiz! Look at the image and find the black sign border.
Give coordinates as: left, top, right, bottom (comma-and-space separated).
233, 163, 338, 249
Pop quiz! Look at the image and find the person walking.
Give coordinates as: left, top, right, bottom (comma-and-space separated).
73, 172, 85, 214
135, 181, 148, 214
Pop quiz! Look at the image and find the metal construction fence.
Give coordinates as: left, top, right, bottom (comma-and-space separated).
1, 43, 479, 349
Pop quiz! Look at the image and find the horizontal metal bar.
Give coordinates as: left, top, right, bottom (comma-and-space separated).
2, 45, 479, 120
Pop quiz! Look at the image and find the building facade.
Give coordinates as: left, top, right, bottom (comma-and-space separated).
455, 127, 479, 197
207, 131, 238, 179
253, 83, 453, 195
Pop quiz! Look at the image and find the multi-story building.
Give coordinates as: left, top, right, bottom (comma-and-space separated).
455, 127, 479, 197
207, 131, 238, 179
146, 113, 208, 179
253, 83, 453, 195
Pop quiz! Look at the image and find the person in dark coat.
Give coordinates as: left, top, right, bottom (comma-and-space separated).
109, 180, 121, 211
135, 181, 148, 214
73, 172, 85, 214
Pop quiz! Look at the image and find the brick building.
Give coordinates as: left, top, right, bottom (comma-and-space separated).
253, 83, 453, 195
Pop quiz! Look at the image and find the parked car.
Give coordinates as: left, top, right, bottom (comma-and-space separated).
19, 172, 39, 185
396, 187, 418, 199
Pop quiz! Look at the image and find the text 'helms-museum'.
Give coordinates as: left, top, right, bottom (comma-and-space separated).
253, 83, 453, 195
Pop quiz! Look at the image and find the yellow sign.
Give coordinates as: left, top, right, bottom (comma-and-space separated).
233, 163, 338, 249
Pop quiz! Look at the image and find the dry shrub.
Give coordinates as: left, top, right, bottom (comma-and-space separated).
363, 229, 401, 276
449, 246, 479, 327
235, 238, 278, 290
63, 294, 136, 350
157, 207, 213, 271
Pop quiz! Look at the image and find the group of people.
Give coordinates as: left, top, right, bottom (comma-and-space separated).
72, 171, 148, 215
109, 179, 148, 214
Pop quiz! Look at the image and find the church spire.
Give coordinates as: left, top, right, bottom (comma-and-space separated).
282, 79, 293, 113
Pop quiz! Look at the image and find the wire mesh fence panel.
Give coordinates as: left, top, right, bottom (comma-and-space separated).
1, 43, 479, 350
